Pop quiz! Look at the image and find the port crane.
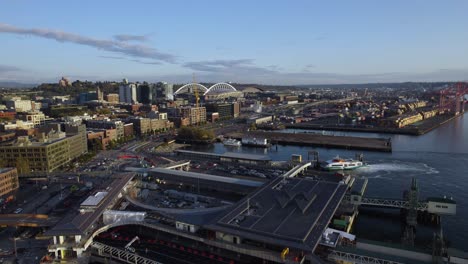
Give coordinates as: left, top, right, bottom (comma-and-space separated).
439, 82, 468, 115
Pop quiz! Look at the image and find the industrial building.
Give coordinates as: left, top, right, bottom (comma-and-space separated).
0, 124, 88, 173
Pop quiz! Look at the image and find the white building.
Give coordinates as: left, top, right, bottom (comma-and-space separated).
18, 111, 46, 127
5, 99, 32, 112
119, 83, 138, 104
0, 120, 35, 132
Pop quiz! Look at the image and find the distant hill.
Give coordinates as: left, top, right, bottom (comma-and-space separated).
0, 81, 37, 89
295, 82, 456, 90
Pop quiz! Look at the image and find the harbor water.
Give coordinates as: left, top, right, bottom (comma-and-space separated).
187, 113, 468, 251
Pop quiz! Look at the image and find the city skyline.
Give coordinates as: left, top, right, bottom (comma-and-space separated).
1, 0, 468, 85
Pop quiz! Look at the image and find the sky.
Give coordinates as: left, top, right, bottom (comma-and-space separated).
1, 0, 468, 85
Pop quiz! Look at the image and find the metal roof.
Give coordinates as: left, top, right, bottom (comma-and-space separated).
222, 152, 271, 161
126, 167, 264, 187
208, 177, 348, 251
81, 192, 108, 207
175, 150, 271, 162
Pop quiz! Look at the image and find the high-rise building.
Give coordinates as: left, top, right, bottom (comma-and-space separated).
0, 168, 19, 197
119, 83, 138, 104
137, 83, 156, 104
156, 82, 174, 101
96, 87, 104, 101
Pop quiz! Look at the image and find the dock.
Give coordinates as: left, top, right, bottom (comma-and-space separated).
226, 131, 392, 152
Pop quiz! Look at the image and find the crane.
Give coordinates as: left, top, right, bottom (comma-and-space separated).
439, 82, 468, 115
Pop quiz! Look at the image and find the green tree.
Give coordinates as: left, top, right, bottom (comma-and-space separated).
249, 122, 257, 131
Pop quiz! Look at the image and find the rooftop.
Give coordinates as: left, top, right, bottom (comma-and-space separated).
125, 167, 264, 188
0, 167, 16, 174
81, 191, 108, 207
176, 149, 271, 162
427, 197, 456, 204
209, 177, 348, 251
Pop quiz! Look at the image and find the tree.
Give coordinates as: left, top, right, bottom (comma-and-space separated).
249, 122, 257, 131
177, 126, 215, 142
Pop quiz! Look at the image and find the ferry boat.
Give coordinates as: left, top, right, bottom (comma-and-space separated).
223, 138, 241, 147
322, 156, 366, 170
241, 137, 270, 147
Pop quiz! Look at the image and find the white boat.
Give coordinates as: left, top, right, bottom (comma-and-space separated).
223, 138, 241, 147
241, 137, 270, 147
322, 156, 366, 170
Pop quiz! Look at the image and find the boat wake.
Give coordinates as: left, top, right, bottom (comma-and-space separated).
364, 174, 393, 180
356, 161, 439, 176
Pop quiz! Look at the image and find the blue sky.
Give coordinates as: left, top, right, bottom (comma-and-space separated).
1, 0, 468, 84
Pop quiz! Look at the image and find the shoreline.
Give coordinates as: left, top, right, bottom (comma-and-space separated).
286, 112, 465, 136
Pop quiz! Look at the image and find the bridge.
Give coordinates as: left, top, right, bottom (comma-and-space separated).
173, 82, 242, 100
283, 161, 312, 178
91, 242, 161, 264
161, 160, 191, 171
344, 195, 456, 215
344, 195, 428, 211
0, 214, 59, 227
328, 249, 405, 264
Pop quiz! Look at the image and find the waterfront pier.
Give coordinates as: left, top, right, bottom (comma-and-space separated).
227, 131, 392, 152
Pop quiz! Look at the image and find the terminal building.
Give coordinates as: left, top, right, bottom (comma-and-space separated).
84, 171, 348, 264
207, 177, 349, 261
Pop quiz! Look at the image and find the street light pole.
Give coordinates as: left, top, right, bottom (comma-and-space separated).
13, 237, 17, 258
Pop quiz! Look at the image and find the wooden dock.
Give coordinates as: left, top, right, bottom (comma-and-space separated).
226, 131, 392, 152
